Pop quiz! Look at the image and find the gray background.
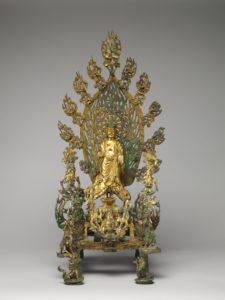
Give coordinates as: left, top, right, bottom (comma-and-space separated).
0, 0, 225, 299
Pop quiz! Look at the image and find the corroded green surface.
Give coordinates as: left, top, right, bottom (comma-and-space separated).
82, 79, 143, 186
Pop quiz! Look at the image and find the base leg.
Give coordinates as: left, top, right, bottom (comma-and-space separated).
135, 248, 154, 284
135, 249, 139, 258
58, 250, 84, 285
80, 249, 84, 259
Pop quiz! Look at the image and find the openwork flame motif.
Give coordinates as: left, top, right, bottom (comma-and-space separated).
119, 57, 137, 91
56, 31, 165, 285
101, 31, 122, 73
81, 79, 144, 186
87, 57, 106, 90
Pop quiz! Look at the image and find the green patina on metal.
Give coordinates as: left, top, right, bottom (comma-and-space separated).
55, 31, 165, 285
81, 78, 143, 186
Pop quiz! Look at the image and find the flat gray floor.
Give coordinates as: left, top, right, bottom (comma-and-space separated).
1, 248, 225, 300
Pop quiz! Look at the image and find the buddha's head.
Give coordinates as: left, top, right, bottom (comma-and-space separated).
107, 127, 116, 139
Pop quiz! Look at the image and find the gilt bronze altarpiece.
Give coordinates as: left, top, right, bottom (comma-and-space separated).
55, 32, 165, 284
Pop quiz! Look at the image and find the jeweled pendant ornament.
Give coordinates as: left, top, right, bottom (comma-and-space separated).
55, 31, 165, 285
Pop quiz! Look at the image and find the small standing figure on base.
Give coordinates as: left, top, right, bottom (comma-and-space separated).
58, 251, 84, 285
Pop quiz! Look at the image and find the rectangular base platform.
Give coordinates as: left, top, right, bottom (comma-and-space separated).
75, 239, 161, 254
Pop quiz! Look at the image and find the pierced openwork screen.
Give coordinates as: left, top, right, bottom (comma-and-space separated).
81, 78, 144, 186
56, 31, 165, 285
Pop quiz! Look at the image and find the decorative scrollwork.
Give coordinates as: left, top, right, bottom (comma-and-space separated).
101, 31, 121, 74
81, 79, 144, 185
134, 73, 151, 105
87, 196, 131, 241
79, 160, 91, 174
56, 32, 165, 285
62, 146, 79, 183
58, 121, 83, 149
55, 144, 85, 237
119, 57, 137, 90
143, 101, 162, 127
73, 72, 92, 106
62, 94, 84, 126
87, 57, 106, 90
134, 185, 160, 246
142, 127, 165, 152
